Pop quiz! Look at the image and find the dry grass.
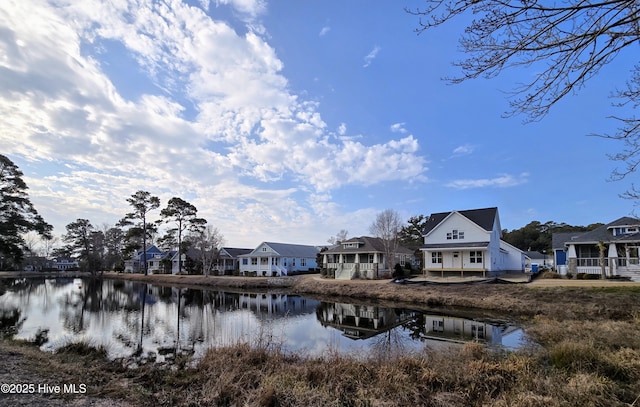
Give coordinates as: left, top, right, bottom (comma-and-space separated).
4, 317, 640, 407
3, 276, 640, 405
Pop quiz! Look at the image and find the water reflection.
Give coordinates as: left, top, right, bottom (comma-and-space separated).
0, 278, 525, 362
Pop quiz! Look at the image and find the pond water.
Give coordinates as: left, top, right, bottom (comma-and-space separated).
0, 278, 526, 362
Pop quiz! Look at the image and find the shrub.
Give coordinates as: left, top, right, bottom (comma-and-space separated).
540, 271, 561, 279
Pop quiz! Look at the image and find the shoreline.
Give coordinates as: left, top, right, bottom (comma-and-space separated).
2, 270, 640, 319
2, 272, 640, 406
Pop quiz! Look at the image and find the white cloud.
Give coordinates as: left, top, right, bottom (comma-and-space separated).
445, 173, 529, 190
0, 1, 427, 246
390, 122, 407, 134
319, 26, 330, 37
363, 45, 380, 68
452, 144, 474, 156
215, 0, 266, 19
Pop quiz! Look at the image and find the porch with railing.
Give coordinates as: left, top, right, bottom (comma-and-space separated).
575, 257, 640, 275
326, 262, 381, 280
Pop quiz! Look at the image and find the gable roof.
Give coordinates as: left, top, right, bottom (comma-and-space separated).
422, 207, 498, 235
323, 236, 414, 255
240, 242, 320, 258
551, 232, 583, 250
563, 216, 640, 244
221, 247, 252, 258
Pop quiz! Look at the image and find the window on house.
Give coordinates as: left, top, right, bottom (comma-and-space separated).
452, 230, 458, 239
432, 320, 444, 333
301, 258, 307, 266
459, 231, 464, 239
471, 324, 485, 339
431, 252, 443, 264
470, 251, 483, 263
368, 254, 374, 263
262, 247, 267, 251
293, 259, 296, 266
251, 258, 257, 265
446, 232, 452, 240
242, 259, 248, 265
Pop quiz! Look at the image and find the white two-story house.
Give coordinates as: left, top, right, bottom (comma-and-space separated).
421, 207, 526, 277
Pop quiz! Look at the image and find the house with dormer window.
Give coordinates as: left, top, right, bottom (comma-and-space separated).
238, 242, 319, 276
557, 216, 640, 281
322, 236, 415, 280
421, 207, 526, 277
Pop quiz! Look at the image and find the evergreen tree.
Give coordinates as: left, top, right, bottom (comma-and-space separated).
0, 154, 52, 267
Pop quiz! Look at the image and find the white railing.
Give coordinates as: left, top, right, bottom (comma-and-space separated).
576, 266, 605, 275
617, 258, 640, 266
577, 258, 608, 267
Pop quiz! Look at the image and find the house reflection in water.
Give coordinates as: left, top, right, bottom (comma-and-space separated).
424, 314, 520, 346
317, 301, 521, 348
317, 302, 416, 340
238, 293, 320, 317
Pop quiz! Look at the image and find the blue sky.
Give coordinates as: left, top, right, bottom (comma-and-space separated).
0, 0, 637, 248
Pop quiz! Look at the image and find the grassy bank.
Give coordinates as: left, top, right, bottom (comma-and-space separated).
3, 273, 640, 405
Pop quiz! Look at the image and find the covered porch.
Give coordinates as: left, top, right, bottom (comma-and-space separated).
421, 245, 488, 278
323, 252, 384, 280
568, 242, 640, 279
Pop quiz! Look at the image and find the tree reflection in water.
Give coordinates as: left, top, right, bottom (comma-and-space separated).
0, 278, 525, 362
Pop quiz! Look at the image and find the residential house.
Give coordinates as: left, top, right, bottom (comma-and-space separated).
421, 207, 527, 277
238, 242, 320, 276
559, 216, 640, 281
322, 236, 415, 280
124, 245, 163, 273
55, 257, 80, 271
215, 247, 252, 275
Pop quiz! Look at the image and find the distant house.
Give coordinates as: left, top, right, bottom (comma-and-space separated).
524, 250, 554, 272
238, 242, 320, 276
322, 236, 415, 280
124, 245, 162, 273
55, 257, 79, 271
215, 247, 252, 275
556, 216, 640, 281
421, 207, 527, 277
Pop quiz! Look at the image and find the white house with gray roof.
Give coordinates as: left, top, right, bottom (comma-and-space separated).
561, 216, 640, 281
238, 242, 319, 276
421, 207, 527, 277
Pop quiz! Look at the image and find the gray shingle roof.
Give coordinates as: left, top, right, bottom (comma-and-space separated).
241, 242, 319, 258
221, 247, 252, 258
551, 232, 583, 249
558, 216, 640, 245
323, 236, 414, 255
422, 207, 497, 235
422, 241, 490, 249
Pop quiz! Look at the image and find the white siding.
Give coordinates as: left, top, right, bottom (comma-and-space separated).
425, 212, 490, 244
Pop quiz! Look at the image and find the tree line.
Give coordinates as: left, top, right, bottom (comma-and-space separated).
0, 153, 607, 274
0, 154, 224, 274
